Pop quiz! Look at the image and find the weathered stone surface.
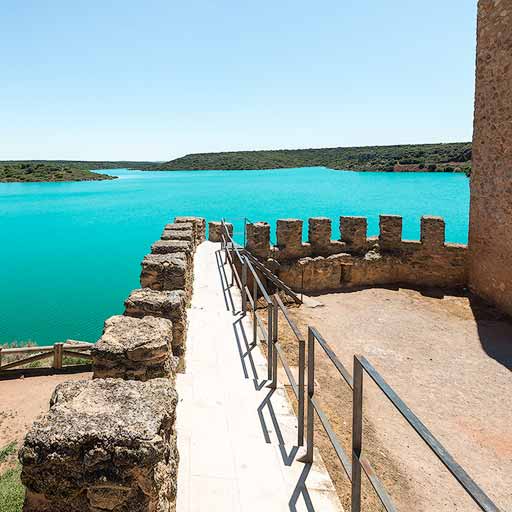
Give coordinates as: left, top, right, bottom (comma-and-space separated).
92, 315, 178, 381
208, 221, 233, 242
469, 0, 512, 316
246, 222, 270, 259
308, 218, 331, 254
340, 216, 367, 253
140, 253, 190, 296
124, 289, 187, 356
420, 216, 445, 249
275, 219, 312, 261
174, 216, 205, 244
151, 240, 194, 264
161, 229, 195, 245
246, 215, 468, 292
164, 222, 193, 232
379, 215, 402, 252
19, 378, 178, 512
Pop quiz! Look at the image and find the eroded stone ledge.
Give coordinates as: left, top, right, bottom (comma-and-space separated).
92, 315, 177, 381
19, 378, 178, 512
140, 253, 191, 297
124, 288, 187, 356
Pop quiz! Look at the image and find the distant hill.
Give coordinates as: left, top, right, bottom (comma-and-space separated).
0, 160, 154, 183
152, 142, 472, 174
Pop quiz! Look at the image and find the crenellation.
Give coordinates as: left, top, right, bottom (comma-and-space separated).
20, 214, 204, 512
420, 215, 445, 249
308, 217, 332, 254
208, 221, 233, 242
340, 216, 367, 253
379, 215, 403, 251
174, 216, 206, 244
276, 219, 305, 260
242, 214, 468, 293
246, 221, 270, 258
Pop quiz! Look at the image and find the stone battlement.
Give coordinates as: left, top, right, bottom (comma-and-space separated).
20, 215, 206, 512
241, 215, 467, 292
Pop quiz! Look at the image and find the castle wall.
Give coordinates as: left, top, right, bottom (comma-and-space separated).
469, 0, 512, 316
245, 216, 467, 293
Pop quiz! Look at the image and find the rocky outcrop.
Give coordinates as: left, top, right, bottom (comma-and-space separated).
92, 315, 177, 381
19, 378, 178, 512
124, 289, 187, 357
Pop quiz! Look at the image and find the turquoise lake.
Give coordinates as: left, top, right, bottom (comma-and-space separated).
0, 167, 469, 346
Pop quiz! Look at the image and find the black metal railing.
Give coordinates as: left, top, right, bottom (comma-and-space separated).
352, 355, 501, 512
271, 293, 305, 446
221, 220, 305, 444
219, 219, 502, 512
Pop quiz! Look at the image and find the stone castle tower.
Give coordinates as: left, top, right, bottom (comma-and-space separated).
469, 0, 512, 316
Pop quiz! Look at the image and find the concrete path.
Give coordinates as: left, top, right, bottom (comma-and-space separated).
176, 241, 342, 512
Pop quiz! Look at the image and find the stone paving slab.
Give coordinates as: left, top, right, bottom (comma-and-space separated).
176, 241, 343, 512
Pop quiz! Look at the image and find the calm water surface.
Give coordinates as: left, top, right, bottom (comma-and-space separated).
0, 167, 469, 345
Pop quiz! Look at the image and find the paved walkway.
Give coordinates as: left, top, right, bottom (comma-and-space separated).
176, 241, 342, 512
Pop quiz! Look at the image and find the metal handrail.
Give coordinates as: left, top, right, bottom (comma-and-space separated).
218, 219, 500, 512
272, 293, 305, 446
241, 250, 302, 304
352, 355, 502, 512
221, 219, 305, 444
300, 323, 501, 512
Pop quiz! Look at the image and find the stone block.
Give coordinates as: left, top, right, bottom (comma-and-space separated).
19, 378, 178, 512
276, 219, 305, 260
92, 315, 178, 381
246, 222, 270, 258
308, 217, 332, 254
300, 254, 352, 291
151, 240, 194, 265
124, 288, 187, 356
161, 229, 195, 245
340, 216, 367, 253
140, 253, 190, 295
379, 215, 403, 251
208, 221, 233, 242
420, 216, 445, 249
175, 216, 206, 244
164, 222, 193, 232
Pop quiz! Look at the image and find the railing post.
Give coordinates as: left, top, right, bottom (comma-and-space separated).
267, 302, 273, 383
299, 327, 315, 463
298, 337, 305, 447
241, 257, 247, 312
270, 297, 278, 389
351, 356, 363, 512
252, 278, 258, 345
53, 342, 63, 369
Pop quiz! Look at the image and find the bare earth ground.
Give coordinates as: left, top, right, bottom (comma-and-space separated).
0, 373, 92, 460
277, 288, 511, 511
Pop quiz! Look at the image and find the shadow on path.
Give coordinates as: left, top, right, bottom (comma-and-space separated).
215, 247, 319, 511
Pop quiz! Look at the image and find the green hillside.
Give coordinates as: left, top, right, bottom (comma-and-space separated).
152, 142, 472, 174
0, 161, 153, 183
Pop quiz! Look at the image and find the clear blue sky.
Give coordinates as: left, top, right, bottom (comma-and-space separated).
1, 0, 478, 161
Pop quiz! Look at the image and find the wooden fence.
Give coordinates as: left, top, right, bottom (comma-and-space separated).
0, 340, 93, 379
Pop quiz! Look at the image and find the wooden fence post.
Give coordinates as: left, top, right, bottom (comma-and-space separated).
53, 343, 64, 369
